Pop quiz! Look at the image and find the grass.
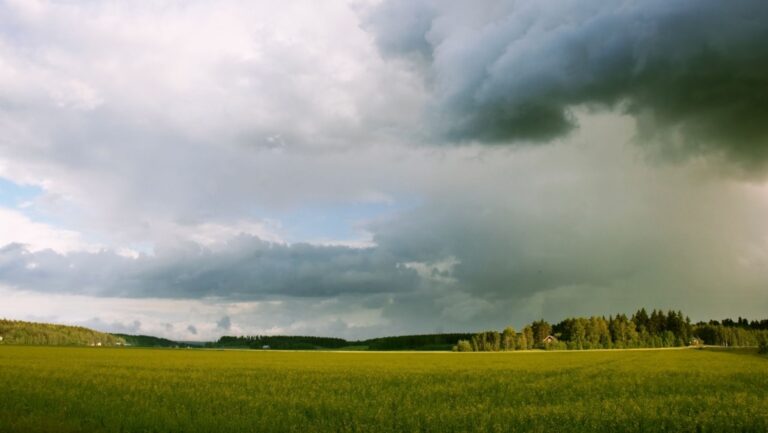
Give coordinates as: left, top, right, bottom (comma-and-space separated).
0, 346, 766, 432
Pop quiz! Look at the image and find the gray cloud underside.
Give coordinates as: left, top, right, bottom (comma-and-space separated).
0, 237, 418, 299
365, 0, 768, 167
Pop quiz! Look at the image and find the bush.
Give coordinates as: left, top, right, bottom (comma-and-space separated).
455, 340, 473, 352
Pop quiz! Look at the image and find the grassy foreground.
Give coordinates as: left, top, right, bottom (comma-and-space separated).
0, 347, 766, 433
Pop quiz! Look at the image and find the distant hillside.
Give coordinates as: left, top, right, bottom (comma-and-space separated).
0, 319, 124, 346
112, 334, 189, 348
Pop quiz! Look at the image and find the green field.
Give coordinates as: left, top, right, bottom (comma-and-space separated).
0, 346, 766, 433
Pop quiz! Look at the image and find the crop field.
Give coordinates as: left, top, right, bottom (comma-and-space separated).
0, 346, 766, 433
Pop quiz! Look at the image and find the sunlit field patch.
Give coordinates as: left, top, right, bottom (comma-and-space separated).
0, 346, 766, 432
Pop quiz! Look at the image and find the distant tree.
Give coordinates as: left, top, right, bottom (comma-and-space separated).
502, 327, 516, 351
633, 308, 650, 331
522, 326, 534, 350
649, 310, 667, 335
584, 316, 610, 348
626, 320, 639, 347
609, 314, 638, 348
572, 319, 586, 349
531, 320, 552, 347
516, 332, 528, 350
490, 331, 501, 351
470, 331, 501, 352
662, 330, 676, 347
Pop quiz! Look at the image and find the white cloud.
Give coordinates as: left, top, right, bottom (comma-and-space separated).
0, 207, 92, 253
49, 79, 103, 111
0, 0, 427, 248
180, 220, 284, 247
401, 256, 459, 284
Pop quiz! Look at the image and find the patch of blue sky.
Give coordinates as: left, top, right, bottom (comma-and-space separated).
0, 177, 43, 209
272, 196, 419, 245
0, 177, 69, 230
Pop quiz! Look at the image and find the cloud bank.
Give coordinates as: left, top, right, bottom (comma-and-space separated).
0, 236, 417, 299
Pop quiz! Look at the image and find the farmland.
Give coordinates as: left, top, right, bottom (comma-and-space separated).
0, 346, 766, 433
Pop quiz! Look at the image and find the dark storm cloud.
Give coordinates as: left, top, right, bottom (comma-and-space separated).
365, 0, 768, 166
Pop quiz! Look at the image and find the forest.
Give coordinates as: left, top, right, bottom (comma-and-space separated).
457, 309, 768, 352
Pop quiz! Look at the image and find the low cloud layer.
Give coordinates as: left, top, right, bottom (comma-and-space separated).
366, 0, 768, 168
0, 236, 418, 300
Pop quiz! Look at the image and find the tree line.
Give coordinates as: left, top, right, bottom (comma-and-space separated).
211, 335, 350, 350
112, 333, 192, 348
209, 333, 474, 350
455, 309, 768, 352
3, 311, 766, 352
363, 333, 474, 350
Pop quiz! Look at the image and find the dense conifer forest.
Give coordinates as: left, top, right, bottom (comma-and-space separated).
363, 333, 474, 350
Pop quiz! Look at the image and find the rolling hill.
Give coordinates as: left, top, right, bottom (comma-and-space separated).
0, 319, 124, 346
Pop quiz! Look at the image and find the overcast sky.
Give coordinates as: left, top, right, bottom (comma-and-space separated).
1, 0, 767, 341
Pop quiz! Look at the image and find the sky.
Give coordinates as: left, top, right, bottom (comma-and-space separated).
1, 0, 767, 341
